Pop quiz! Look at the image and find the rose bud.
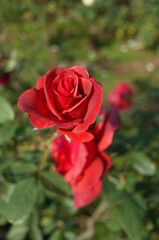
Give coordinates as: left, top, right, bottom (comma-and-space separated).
108, 82, 134, 112
17, 67, 103, 142
51, 107, 120, 208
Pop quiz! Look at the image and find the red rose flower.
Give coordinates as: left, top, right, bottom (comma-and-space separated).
108, 82, 134, 111
17, 66, 102, 142
0, 55, 10, 86
51, 108, 120, 208
0, 72, 10, 85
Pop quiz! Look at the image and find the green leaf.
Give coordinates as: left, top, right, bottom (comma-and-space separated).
95, 221, 123, 240
30, 226, 43, 240
3, 163, 37, 183
0, 181, 15, 203
0, 96, 14, 124
0, 200, 7, 217
103, 179, 122, 206
5, 178, 38, 224
7, 222, 28, 240
118, 191, 146, 239
64, 232, 77, 240
29, 212, 43, 240
0, 122, 17, 145
96, 114, 102, 123
0, 214, 7, 226
40, 171, 71, 196
5, 50, 18, 72
49, 229, 62, 240
131, 152, 156, 176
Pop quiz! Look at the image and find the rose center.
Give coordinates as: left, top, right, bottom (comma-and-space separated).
121, 93, 131, 100
62, 78, 74, 93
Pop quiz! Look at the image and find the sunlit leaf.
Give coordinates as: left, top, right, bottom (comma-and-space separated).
0, 122, 17, 146
0, 96, 14, 124
118, 191, 146, 239
7, 222, 28, 240
40, 171, 71, 196
5, 178, 38, 224
30, 226, 43, 240
3, 163, 37, 183
131, 152, 156, 176
49, 229, 62, 240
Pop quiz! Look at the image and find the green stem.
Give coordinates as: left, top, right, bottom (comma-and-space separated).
36, 145, 48, 176
36, 132, 59, 176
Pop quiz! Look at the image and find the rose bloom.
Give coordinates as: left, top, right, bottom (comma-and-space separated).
0, 55, 10, 85
51, 108, 120, 208
108, 82, 134, 111
0, 72, 10, 85
17, 66, 102, 142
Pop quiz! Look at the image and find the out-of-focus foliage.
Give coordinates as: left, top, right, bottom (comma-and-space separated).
0, 0, 159, 239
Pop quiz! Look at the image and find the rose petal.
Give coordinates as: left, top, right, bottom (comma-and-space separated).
55, 69, 79, 97
72, 157, 104, 208
94, 107, 107, 134
18, 93, 80, 131
61, 78, 92, 118
74, 181, 102, 208
65, 142, 88, 184
53, 89, 83, 112
62, 93, 89, 119
78, 77, 93, 95
115, 82, 134, 95
108, 82, 134, 111
36, 76, 44, 89
58, 129, 94, 142
56, 79, 75, 97
72, 157, 104, 191
71, 66, 89, 78
51, 135, 79, 174
73, 78, 103, 133
84, 139, 97, 165
17, 88, 56, 129
55, 117, 83, 130
97, 108, 121, 151
100, 152, 112, 173
44, 68, 64, 120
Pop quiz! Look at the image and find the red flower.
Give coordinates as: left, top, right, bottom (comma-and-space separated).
0, 55, 10, 85
17, 66, 102, 142
0, 72, 10, 85
51, 108, 120, 208
108, 82, 134, 111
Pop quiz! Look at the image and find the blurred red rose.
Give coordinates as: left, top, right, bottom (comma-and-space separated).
51, 108, 120, 208
0, 55, 10, 85
17, 66, 102, 142
108, 82, 134, 111
0, 72, 10, 85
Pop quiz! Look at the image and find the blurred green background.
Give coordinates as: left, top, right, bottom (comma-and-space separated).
0, 0, 159, 239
